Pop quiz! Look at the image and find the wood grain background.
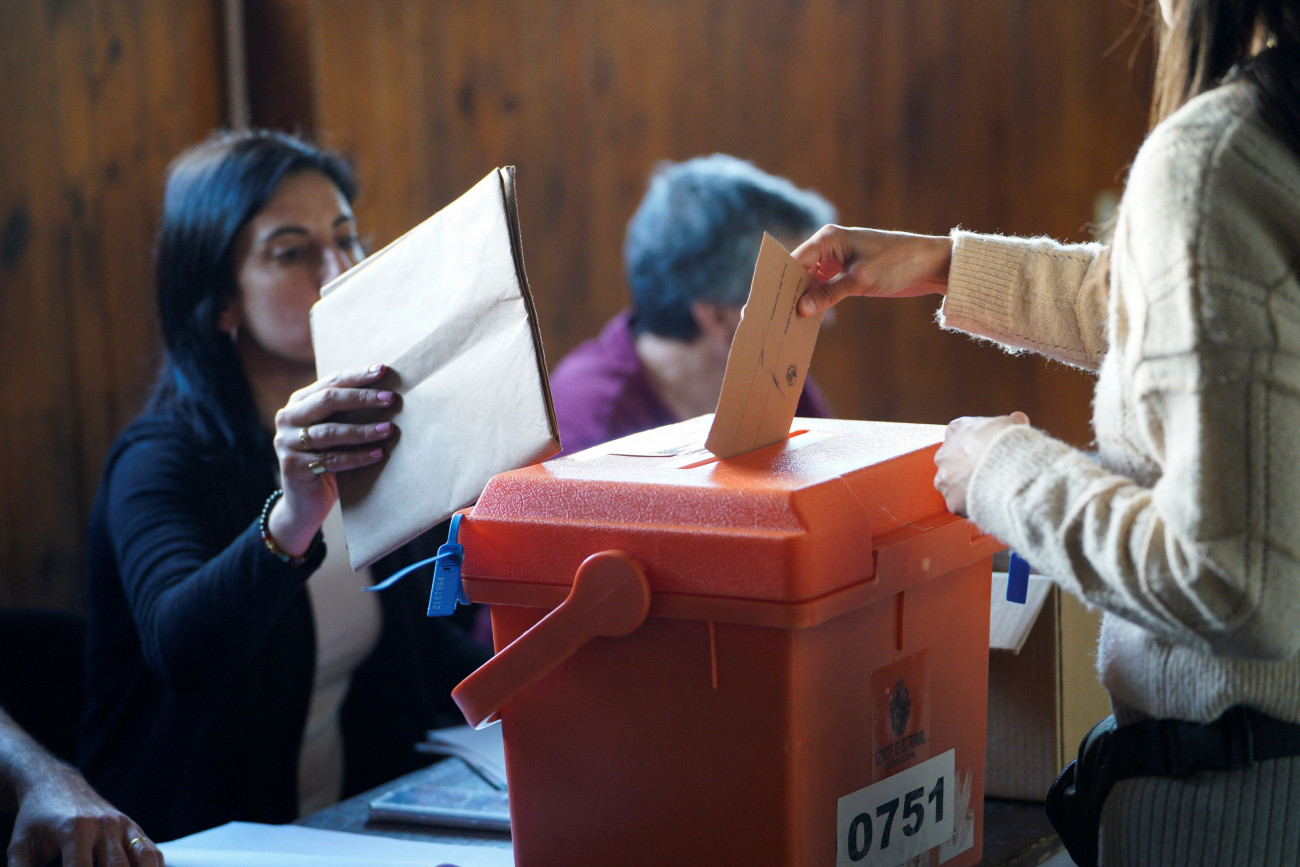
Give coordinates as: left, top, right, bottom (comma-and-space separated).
0, 0, 1154, 610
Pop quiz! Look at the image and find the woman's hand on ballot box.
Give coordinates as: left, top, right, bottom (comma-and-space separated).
934, 412, 1031, 517
266, 363, 398, 558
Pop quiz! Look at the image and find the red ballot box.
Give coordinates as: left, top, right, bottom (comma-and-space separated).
450, 418, 1002, 867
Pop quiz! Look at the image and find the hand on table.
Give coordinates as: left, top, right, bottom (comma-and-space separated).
7, 762, 161, 867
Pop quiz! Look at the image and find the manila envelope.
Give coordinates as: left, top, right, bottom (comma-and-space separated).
311, 167, 559, 570
706, 232, 824, 459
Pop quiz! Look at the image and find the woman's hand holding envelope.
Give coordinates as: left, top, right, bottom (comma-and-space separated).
792, 226, 953, 315
266, 363, 398, 558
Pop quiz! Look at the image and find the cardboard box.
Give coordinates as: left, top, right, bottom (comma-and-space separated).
986, 573, 1112, 801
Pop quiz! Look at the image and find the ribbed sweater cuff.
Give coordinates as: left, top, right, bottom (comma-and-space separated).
966, 423, 1071, 547
940, 231, 1026, 340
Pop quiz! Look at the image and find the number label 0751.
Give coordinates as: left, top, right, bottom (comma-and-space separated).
836, 749, 955, 867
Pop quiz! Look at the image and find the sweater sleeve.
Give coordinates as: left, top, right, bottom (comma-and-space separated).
965, 94, 1300, 661
104, 430, 323, 691
941, 231, 1110, 371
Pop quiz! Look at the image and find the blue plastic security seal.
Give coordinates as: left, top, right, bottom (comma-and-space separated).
427, 513, 469, 616
1006, 551, 1030, 604
363, 514, 470, 617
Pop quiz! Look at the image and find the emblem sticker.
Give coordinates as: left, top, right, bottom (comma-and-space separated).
871, 651, 930, 773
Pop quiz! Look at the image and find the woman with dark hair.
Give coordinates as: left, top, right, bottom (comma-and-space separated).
795, 1, 1300, 865
79, 129, 489, 842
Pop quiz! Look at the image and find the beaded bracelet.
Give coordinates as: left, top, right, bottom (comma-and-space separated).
258, 489, 322, 567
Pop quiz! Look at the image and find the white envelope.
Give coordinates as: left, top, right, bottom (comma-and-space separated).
311, 167, 559, 570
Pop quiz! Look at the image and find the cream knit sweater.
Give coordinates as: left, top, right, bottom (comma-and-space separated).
942, 79, 1300, 726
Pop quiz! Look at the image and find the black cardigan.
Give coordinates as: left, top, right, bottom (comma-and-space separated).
79, 414, 490, 842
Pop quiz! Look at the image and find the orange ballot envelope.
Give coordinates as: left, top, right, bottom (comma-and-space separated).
310, 167, 559, 570
705, 232, 824, 458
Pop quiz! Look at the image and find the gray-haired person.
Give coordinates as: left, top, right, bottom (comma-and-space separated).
549, 153, 838, 455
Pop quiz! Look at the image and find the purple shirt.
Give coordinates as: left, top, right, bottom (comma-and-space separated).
549, 310, 834, 457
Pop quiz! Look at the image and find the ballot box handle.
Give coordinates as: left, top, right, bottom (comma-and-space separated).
451, 550, 651, 729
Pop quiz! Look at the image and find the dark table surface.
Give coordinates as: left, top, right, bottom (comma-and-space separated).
299, 761, 1063, 866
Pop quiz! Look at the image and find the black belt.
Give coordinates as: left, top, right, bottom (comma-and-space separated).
1108, 704, 1300, 777
1045, 706, 1300, 867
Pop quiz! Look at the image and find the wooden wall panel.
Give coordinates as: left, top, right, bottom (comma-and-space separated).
1, 0, 1152, 611
299, 0, 1151, 441
0, 0, 225, 608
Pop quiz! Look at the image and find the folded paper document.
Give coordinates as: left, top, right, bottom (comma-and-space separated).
312, 168, 560, 569
416, 723, 508, 789
705, 233, 824, 459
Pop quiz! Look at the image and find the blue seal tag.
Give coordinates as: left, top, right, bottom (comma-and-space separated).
364, 514, 470, 618
427, 513, 469, 616
1006, 551, 1030, 604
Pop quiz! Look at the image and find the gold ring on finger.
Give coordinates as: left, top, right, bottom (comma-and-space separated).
299, 426, 313, 450
127, 836, 146, 849
308, 455, 328, 475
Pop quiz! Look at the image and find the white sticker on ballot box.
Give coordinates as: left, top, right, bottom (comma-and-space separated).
836, 749, 955, 867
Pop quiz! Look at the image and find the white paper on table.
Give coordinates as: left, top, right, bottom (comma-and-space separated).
416, 724, 508, 789
158, 821, 514, 867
